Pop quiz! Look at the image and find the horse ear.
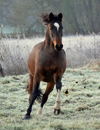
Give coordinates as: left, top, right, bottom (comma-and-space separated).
49, 12, 54, 22
58, 13, 63, 22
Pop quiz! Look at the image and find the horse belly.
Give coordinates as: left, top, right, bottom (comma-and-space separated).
42, 76, 54, 82
41, 70, 54, 82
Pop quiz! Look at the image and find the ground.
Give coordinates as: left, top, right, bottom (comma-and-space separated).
0, 67, 100, 130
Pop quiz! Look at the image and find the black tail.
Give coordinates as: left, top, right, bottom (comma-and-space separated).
26, 82, 43, 102
36, 88, 43, 103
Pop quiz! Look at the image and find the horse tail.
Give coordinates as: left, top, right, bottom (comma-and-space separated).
36, 87, 43, 103
26, 82, 43, 103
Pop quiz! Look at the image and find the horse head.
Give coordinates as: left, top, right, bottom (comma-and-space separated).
42, 12, 63, 51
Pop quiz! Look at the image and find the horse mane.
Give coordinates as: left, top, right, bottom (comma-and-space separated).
41, 13, 50, 25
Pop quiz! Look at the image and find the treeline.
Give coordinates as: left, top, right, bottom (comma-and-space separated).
0, 0, 100, 36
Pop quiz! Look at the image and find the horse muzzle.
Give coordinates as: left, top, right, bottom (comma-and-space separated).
55, 44, 63, 51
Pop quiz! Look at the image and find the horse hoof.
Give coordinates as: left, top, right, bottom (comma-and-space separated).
54, 109, 60, 115
24, 114, 31, 120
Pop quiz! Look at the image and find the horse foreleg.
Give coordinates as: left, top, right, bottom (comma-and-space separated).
54, 76, 62, 115
24, 78, 40, 119
36, 82, 54, 115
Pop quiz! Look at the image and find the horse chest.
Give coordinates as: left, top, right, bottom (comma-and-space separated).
38, 52, 64, 74
38, 53, 63, 69
36, 49, 66, 82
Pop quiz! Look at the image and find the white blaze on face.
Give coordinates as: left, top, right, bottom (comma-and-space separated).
54, 22, 60, 31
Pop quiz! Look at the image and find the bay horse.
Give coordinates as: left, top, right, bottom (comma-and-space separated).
24, 12, 66, 119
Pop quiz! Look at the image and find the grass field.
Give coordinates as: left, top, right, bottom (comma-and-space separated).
0, 66, 100, 130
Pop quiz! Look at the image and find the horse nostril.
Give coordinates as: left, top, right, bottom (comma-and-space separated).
60, 44, 63, 49
55, 44, 63, 51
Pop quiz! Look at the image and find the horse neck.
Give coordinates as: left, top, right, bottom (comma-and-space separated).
44, 27, 54, 49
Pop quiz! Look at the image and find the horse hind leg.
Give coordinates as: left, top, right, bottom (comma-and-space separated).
36, 82, 54, 115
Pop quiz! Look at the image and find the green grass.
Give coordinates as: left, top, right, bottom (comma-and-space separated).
0, 68, 100, 130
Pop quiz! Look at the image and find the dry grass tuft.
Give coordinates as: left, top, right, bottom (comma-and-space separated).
0, 35, 100, 75
85, 59, 100, 70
